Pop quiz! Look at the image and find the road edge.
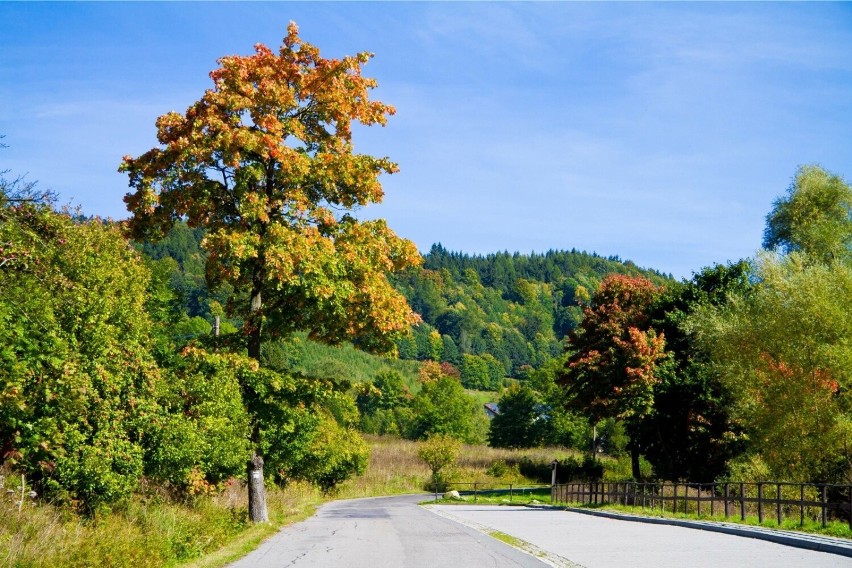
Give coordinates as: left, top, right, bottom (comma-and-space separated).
547, 505, 852, 559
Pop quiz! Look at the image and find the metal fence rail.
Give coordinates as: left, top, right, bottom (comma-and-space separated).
551, 481, 852, 529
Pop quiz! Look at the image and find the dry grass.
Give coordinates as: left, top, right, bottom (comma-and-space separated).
2, 436, 583, 568
336, 436, 584, 497
0, 468, 324, 568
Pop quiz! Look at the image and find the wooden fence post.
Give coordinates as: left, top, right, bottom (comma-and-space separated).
724, 483, 729, 518
822, 485, 827, 528
776, 483, 782, 526
848, 484, 852, 531
757, 482, 764, 524
673, 483, 678, 514
740, 482, 746, 521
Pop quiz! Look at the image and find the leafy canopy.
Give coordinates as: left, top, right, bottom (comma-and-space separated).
763, 165, 852, 264
121, 22, 420, 355
560, 274, 667, 422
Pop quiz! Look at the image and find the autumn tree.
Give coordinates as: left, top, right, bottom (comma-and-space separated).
121, 23, 420, 521
559, 274, 667, 479
121, 22, 420, 360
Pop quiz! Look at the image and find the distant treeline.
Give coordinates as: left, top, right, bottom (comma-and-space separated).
393, 243, 671, 383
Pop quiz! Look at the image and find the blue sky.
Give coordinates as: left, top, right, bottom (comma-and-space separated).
2, 2, 851, 279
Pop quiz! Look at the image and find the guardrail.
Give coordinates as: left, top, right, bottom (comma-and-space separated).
551, 481, 852, 529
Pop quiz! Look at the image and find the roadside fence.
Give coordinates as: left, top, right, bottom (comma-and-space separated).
551, 480, 852, 529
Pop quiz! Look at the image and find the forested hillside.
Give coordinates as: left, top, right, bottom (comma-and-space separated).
394, 245, 670, 384
138, 222, 670, 385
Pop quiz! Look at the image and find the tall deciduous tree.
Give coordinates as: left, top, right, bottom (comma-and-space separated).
559, 274, 667, 479
687, 254, 852, 482
122, 22, 420, 361
121, 23, 420, 521
763, 165, 852, 264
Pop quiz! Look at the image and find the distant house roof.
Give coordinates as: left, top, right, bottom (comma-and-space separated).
484, 402, 500, 418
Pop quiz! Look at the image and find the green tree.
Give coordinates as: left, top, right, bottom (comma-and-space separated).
0, 204, 158, 511
487, 384, 546, 449
356, 370, 413, 435
640, 262, 750, 481
763, 165, 852, 264
418, 434, 460, 491
407, 376, 487, 444
687, 254, 852, 482
460, 353, 489, 390
144, 348, 251, 494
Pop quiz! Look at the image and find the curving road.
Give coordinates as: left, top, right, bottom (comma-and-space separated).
228, 494, 548, 567
229, 494, 851, 567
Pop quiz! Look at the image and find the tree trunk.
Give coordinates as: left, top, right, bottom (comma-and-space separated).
247, 453, 269, 523
630, 442, 641, 481
246, 255, 267, 521
247, 284, 263, 361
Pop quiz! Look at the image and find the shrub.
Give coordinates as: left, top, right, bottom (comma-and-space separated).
418, 434, 460, 491
407, 376, 488, 444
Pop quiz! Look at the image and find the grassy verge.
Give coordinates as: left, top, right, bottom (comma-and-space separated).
1, 475, 324, 568
428, 487, 551, 506
1, 437, 583, 568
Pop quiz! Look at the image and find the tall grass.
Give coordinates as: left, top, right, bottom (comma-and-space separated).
2, 436, 590, 568
0, 469, 323, 568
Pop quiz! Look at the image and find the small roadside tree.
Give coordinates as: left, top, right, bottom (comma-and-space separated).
418, 434, 460, 492
121, 23, 420, 520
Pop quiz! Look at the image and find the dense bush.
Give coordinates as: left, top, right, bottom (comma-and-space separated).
0, 204, 158, 511
406, 376, 488, 444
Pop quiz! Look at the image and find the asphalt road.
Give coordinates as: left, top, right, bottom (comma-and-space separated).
229, 495, 852, 568
429, 504, 852, 568
227, 494, 548, 568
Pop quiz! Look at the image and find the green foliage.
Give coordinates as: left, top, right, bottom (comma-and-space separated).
487, 385, 546, 449
407, 376, 488, 444
457, 351, 505, 390
518, 455, 604, 483
357, 370, 413, 435
144, 348, 251, 493
287, 412, 368, 494
357, 371, 410, 417
418, 434, 460, 490
598, 418, 629, 457
0, 204, 157, 511
639, 262, 750, 481
686, 253, 852, 482
763, 165, 852, 264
